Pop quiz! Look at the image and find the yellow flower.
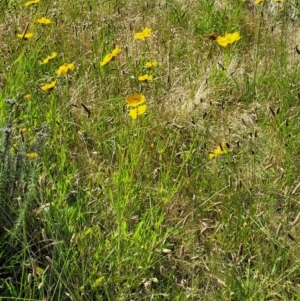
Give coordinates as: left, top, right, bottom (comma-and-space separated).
40, 52, 57, 65
254, 0, 263, 3
111, 45, 121, 57
145, 61, 158, 68
128, 104, 147, 120
100, 53, 113, 67
24, 94, 32, 99
209, 143, 229, 159
25, 0, 39, 6
36, 17, 51, 25
40, 80, 56, 91
138, 74, 153, 82
216, 32, 241, 47
134, 28, 152, 40
100, 45, 121, 67
26, 152, 39, 159
56, 63, 75, 75
17, 32, 33, 40
126, 94, 147, 119
125, 94, 146, 107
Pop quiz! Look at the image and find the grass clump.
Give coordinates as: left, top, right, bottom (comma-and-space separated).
1, 0, 300, 300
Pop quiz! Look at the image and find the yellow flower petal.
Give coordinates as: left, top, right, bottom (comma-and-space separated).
36, 17, 51, 25
100, 53, 113, 66
128, 104, 147, 120
145, 61, 158, 68
209, 143, 229, 159
138, 74, 153, 82
216, 32, 241, 47
57, 65, 68, 75
125, 94, 146, 107
100, 46, 121, 67
67, 63, 75, 71
215, 36, 228, 47
17, 33, 34, 40
134, 28, 152, 40
25, 0, 39, 6
40, 80, 56, 91
40, 52, 58, 65
111, 45, 121, 57
228, 32, 241, 43
56, 63, 74, 75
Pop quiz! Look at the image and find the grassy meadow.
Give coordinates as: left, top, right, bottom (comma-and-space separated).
1, 0, 300, 300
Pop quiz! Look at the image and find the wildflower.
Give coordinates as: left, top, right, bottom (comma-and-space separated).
40, 80, 56, 91
100, 53, 113, 66
100, 45, 121, 67
111, 45, 121, 57
134, 28, 152, 40
36, 17, 51, 25
138, 74, 153, 82
40, 52, 57, 65
216, 32, 241, 47
126, 94, 147, 120
125, 94, 145, 107
128, 104, 147, 120
24, 94, 32, 99
254, 0, 263, 3
56, 63, 75, 75
25, 0, 39, 6
209, 143, 229, 159
145, 61, 158, 68
27, 152, 39, 159
17, 32, 33, 40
